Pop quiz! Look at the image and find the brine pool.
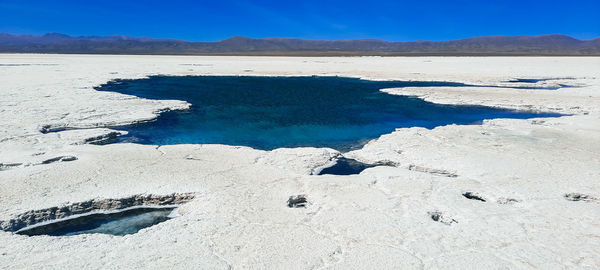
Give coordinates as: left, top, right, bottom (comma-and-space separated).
96, 76, 562, 151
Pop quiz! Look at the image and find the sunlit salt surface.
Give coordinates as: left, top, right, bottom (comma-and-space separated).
96, 76, 563, 150
16, 207, 176, 236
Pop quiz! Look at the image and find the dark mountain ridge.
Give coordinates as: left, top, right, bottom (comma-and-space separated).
1, 33, 598, 56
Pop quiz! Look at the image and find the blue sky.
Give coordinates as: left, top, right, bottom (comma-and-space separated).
1, 0, 598, 41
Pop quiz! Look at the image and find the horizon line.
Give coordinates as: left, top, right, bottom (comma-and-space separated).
2, 32, 599, 43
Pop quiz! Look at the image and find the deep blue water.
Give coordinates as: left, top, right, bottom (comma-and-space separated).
96, 76, 562, 151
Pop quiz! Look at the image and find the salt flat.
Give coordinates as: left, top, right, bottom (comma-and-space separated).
0, 54, 599, 269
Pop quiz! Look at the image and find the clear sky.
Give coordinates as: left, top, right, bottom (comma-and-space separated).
1, 0, 598, 41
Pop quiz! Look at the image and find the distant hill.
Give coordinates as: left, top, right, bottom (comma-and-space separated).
1, 33, 599, 56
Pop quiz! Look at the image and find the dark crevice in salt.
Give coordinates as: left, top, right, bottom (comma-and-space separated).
428, 211, 458, 225
0, 163, 22, 171
39, 126, 126, 145
564, 193, 597, 202
41, 156, 77, 164
507, 78, 575, 83
318, 158, 374, 175
83, 132, 122, 145
462, 192, 486, 202
39, 125, 68, 134
317, 158, 395, 175
503, 78, 578, 89
287, 195, 308, 208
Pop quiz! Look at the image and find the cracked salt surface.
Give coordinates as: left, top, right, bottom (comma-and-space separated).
1, 55, 599, 269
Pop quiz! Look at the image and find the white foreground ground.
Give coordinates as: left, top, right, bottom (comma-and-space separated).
0, 55, 599, 269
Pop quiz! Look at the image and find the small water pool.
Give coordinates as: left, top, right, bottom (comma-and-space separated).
96, 76, 562, 150
16, 207, 176, 236
317, 158, 380, 175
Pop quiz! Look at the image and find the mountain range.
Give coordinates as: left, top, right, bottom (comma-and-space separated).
1, 33, 599, 56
